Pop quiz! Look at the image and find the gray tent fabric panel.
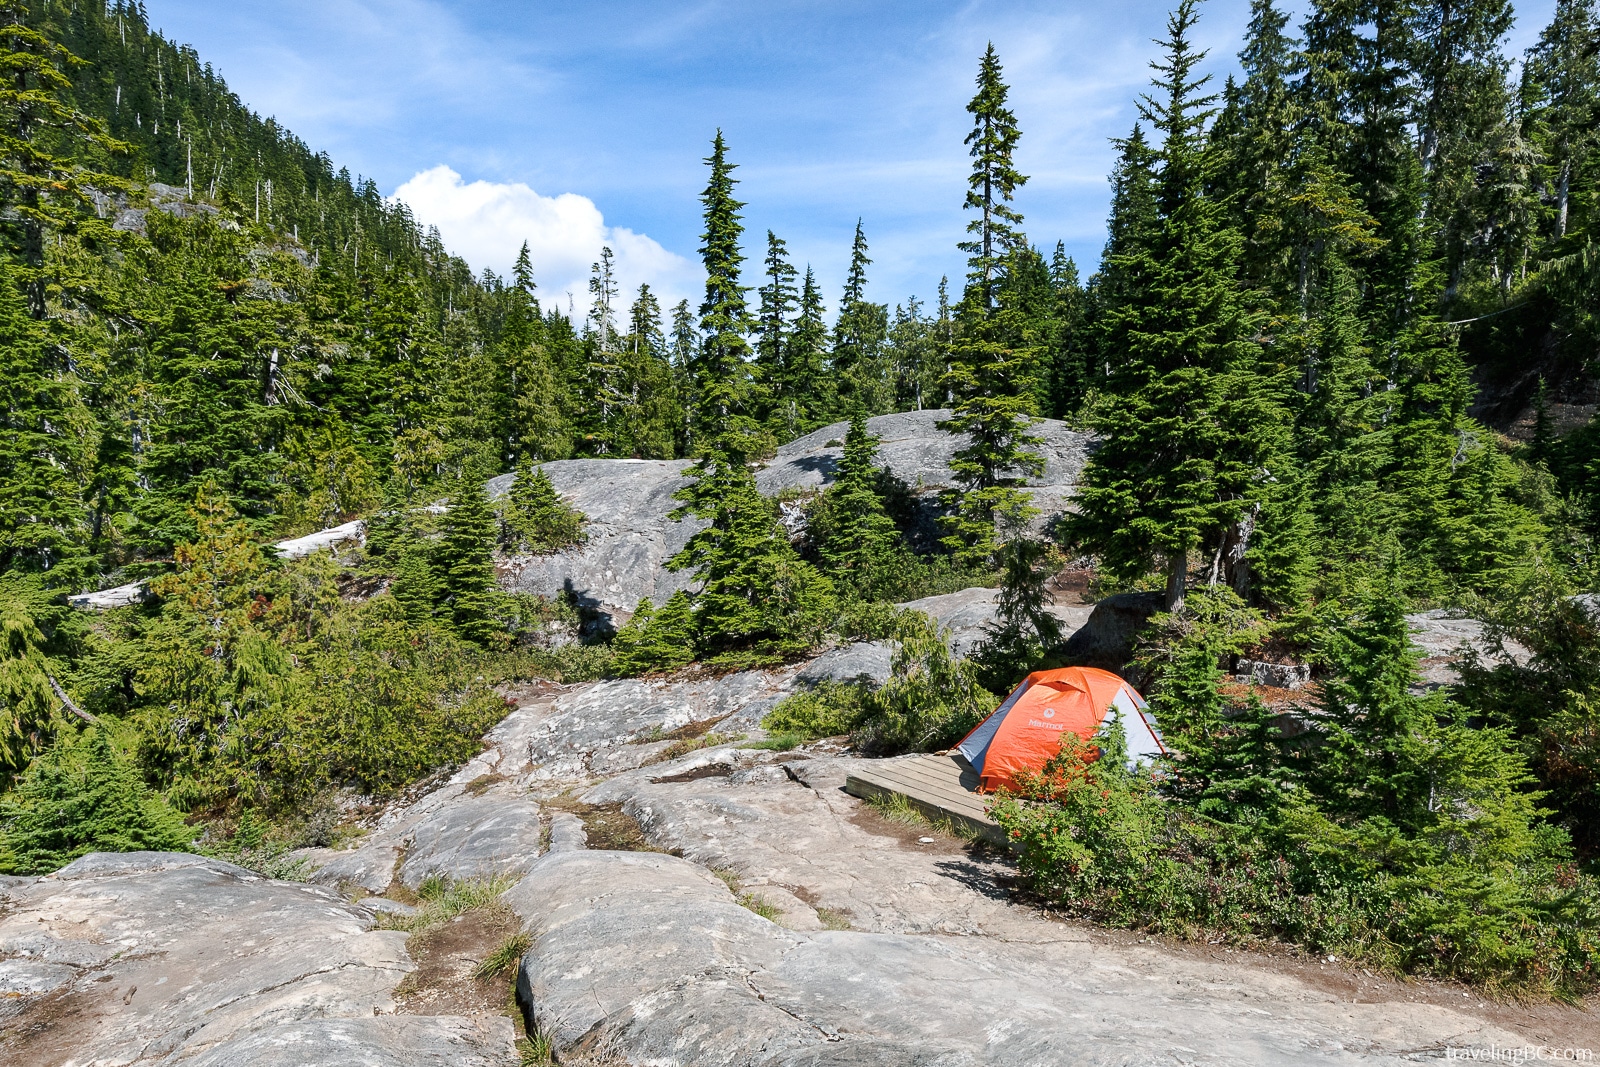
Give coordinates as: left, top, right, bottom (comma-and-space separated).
1104, 686, 1164, 767
956, 682, 1028, 774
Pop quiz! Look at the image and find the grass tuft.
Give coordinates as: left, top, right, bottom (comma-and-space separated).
473, 930, 531, 980
816, 907, 854, 931
738, 892, 782, 922
740, 732, 807, 752
517, 1031, 555, 1066
375, 873, 518, 933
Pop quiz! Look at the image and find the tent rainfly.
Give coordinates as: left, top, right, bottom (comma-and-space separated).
955, 666, 1163, 793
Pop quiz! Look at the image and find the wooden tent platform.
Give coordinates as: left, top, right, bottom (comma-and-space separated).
843, 753, 1007, 846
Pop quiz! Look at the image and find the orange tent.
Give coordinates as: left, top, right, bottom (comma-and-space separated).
954, 666, 1163, 793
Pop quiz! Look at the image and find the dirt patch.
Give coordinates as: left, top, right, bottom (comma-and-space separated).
394, 905, 519, 1018
541, 797, 679, 855
650, 764, 733, 785
847, 799, 972, 856
1, 985, 99, 1065
463, 773, 508, 797
1049, 565, 1096, 604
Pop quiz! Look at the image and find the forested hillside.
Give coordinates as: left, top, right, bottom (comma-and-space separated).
2, 0, 1599, 997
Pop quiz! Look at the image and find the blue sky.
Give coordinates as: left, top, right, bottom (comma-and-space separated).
143, 0, 1557, 319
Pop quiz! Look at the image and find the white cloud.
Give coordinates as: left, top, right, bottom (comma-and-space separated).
390, 165, 701, 322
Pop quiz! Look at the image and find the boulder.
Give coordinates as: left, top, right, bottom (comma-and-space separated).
491, 458, 701, 616
897, 586, 1094, 659
505, 844, 1531, 1066
496, 411, 1094, 618
757, 409, 1092, 526
396, 794, 543, 890
792, 641, 895, 687
1236, 659, 1313, 690
1058, 590, 1167, 679
0, 851, 516, 1065
1404, 609, 1529, 690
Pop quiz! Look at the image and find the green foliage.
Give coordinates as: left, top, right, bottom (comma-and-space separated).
810, 415, 900, 595
610, 592, 697, 676
972, 537, 1064, 692
670, 458, 836, 669
763, 680, 872, 741
853, 610, 998, 756
990, 719, 1600, 996
937, 45, 1045, 569
474, 930, 532, 980
0, 577, 64, 775
502, 464, 586, 554
440, 480, 501, 646
1068, 0, 1281, 609
1456, 565, 1600, 856
690, 132, 767, 465
376, 873, 518, 933
0, 727, 194, 875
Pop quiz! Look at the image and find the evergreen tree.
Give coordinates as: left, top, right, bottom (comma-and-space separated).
1091, 125, 1160, 380
814, 415, 899, 594
974, 536, 1064, 691
611, 591, 697, 675
0, 728, 194, 875
960, 43, 1028, 304
440, 479, 499, 646
0, 258, 85, 575
503, 463, 585, 554
756, 229, 798, 429
887, 295, 940, 412
1046, 243, 1088, 417
1523, 0, 1600, 241
668, 457, 835, 667
0, 587, 61, 776
584, 246, 625, 453
669, 297, 699, 453
940, 45, 1044, 567
614, 284, 678, 458
1069, 0, 1282, 609
0, 5, 125, 315
785, 266, 831, 434
689, 131, 764, 463
832, 219, 892, 416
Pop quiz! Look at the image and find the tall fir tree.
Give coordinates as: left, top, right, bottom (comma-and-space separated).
939, 44, 1045, 567
1069, 0, 1283, 608
814, 414, 899, 596
832, 219, 892, 417
688, 131, 764, 464
756, 230, 799, 433
440, 479, 499, 646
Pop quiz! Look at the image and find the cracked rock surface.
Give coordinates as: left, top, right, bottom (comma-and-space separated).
0, 853, 516, 1065
8, 629, 1590, 1065
492, 410, 1093, 617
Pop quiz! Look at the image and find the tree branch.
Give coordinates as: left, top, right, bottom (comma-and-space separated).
47, 674, 99, 725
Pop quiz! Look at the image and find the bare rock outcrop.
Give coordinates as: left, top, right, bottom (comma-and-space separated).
496, 410, 1092, 617
0, 852, 516, 1065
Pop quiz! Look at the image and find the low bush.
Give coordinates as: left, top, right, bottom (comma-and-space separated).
0, 727, 195, 874
761, 611, 997, 756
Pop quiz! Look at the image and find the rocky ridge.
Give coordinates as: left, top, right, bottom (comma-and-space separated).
495, 409, 1092, 618
4, 623, 1586, 1064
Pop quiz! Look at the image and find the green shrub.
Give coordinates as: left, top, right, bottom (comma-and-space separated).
611, 592, 697, 675
0, 728, 194, 874
502, 463, 586, 554
763, 680, 871, 740
990, 696, 1600, 996
852, 611, 997, 756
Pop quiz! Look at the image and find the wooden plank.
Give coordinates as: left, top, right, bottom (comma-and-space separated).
843, 755, 1009, 847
